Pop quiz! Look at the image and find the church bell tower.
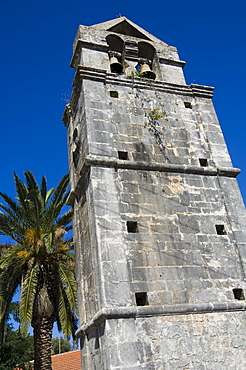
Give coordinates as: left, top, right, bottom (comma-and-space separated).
63, 18, 246, 369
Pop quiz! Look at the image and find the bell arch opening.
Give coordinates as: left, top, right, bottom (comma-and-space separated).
137, 41, 158, 80
106, 34, 124, 74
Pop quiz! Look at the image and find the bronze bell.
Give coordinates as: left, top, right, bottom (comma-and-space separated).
110, 56, 123, 74
139, 63, 156, 80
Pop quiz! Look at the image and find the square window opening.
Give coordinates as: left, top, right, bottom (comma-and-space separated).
184, 102, 192, 109
215, 224, 226, 235
118, 151, 129, 160
127, 221, 138, 233
110, 91, 118, 98
135, 292, 148, 306
233, 288, 245, 300
199, 158, 208, 167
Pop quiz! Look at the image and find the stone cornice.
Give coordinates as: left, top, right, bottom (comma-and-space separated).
63, 67, 214, 124
73, 65, 214, 98
190, 84, 214, 97
159, 57, 186, 68
76, 301, 246, 337
66, 155, 241, 206
84, 155, 240, 177
75, 65, 107, 83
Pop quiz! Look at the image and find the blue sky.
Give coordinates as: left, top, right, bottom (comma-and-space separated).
0, 0, 245, 203
0, 0, 245, 336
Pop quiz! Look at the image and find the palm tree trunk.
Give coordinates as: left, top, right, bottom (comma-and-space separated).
0, 312, 6, 344
33, 318, 53, 370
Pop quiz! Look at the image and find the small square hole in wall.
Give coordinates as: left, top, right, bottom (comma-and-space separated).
215, 225, 226, 235
110, 91, 118, 98
118, 151, 128, 160
199, 158, 208, 167
233, 288, 245, 300
127, 221, 138, 233
184, 102, 192, 108
135, 292, 148, 306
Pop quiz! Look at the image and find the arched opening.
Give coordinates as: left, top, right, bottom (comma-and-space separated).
72, 128, 80, 167
138, 42, 157, 80
106, 35, 124, 74
73, 128, 78, 142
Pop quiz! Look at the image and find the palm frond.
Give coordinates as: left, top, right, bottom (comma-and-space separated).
24, 171, 39, 194
56, 209, 73, 229
49, 174, 69, 208
14, 173, 28, 207
40, 176, 55, 210
24, 173, 47, 226
45, 203, 68, 230
43, 231, 54, 253
0, 214, 24, 242
58, 263, 77, 311
45, 188, 54, 205
57, 287, 71, 338
0, 202, 25, 233
57, 286, 77, 338
51, 245, 74, 263
40, 176, 47, 205
0, 257, 21, 310
19, 264, 39, 332
0, 258, 22, 343
0, 192, 20, 215
25, 190, 44, 228
0, 244, 24, 270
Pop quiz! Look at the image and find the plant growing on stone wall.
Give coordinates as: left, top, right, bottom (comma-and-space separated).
128, 69, 154, 84
145, 108, 168, 153
129, 69, 140, 78
147, 108, 167, 122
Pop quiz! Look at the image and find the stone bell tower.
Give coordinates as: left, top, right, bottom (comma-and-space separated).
63, 17, 246, 369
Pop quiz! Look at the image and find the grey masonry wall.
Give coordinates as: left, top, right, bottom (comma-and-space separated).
63, 17, 246, 369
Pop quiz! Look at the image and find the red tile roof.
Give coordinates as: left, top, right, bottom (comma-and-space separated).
51, 350, 82, 370
14, 350, 82, 370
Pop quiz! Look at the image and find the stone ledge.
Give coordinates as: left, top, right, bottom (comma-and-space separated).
159, 57, 186, 68
76, 301, 246, 337
76, 65, 107, 83
67, 156, 241, 206
189, 84, 214, 98
85, 155, 240, 177
72, 65, 214, 98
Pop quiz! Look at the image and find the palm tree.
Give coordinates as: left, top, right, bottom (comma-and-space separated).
0, 171, 77, 370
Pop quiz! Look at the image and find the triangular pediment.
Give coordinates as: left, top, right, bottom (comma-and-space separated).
90, 17, 167, 45
107, 20, 151, 40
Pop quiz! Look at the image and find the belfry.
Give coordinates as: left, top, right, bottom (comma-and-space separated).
63, 17, 246, 369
